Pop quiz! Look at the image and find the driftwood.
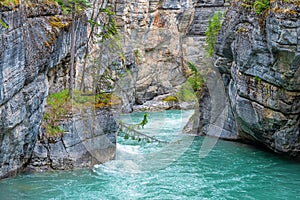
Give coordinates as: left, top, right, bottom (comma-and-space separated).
119, 123, 169, 144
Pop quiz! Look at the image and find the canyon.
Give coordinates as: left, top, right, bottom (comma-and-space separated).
0, 0, 299, 179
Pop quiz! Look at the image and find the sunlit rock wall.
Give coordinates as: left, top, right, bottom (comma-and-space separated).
114, 0, 193, 111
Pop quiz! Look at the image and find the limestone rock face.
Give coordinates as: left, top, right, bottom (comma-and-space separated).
114, 0, 228, 112
214, 1, 300, 156
0, 2, 87, 178
28, 109, 117, 171
185, 0, 228, 63
114, 0, 193, 111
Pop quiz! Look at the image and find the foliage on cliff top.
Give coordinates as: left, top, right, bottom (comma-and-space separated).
54, 0, 89, 13
43, 89, 122, 136
241, 0, 271, 14
0, 0, 20, 7
269, 0, 300, 5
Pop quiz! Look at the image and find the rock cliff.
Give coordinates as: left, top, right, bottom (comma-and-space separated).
0, 1, 117, 178
28, 109, 117, 171
114, 0, 192, 111
0, 1, 86, 178
185, 0, 229, 63
182, 0, 231, 137
114, 0, 229, 112
213, 0, 300, 156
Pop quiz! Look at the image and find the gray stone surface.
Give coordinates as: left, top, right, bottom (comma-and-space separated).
214, 1, 300, 156
184, 0, 227, 64
28, 109, 117, 171
182, 0, 234, 140
132, 93, 197, 112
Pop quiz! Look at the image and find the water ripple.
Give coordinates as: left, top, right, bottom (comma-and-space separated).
0, 110, 299, 199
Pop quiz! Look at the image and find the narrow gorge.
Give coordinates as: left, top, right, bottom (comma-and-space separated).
0, 0, 299, 198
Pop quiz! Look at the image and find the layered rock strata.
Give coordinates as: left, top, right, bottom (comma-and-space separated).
28, 109, 117, 171
213, 0, 300, 156
114, 0, 194, 111
0, 1, 117, 178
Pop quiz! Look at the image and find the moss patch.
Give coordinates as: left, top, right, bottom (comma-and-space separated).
0, 0, 20, 8
162, 96, 178, 102
48, 16, 71, 30
44, 16, 71, 48
0, 18, 8, 29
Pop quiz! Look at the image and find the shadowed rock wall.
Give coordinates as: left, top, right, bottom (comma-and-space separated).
214, 0, 300, 156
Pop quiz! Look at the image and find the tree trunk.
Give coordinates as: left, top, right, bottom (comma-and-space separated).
69, 3, 76, 97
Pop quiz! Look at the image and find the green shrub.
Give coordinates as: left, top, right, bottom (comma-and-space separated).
176, 83, 197, 102
42, 90, 70, 136
254, 76, 262, 83
187, 75, 204, 92
205, 11, 223, 57
99, 7, 118, 42
253, 0, 270, 14
187, 61, 197, 74
54, 0, 90, 13
0, 18, 8, 29
176, 61, 205, 102
186, 61, 205, 92
133, 49, 142, 64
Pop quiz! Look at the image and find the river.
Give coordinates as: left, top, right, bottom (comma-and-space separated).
0, 110, 299, 199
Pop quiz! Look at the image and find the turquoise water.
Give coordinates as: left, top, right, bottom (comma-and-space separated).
0, 110, 300, 200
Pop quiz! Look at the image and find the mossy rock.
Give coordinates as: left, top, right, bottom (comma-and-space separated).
0, 0, 20, 8
162, 96, 178, 102
43, 89, 122, 136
